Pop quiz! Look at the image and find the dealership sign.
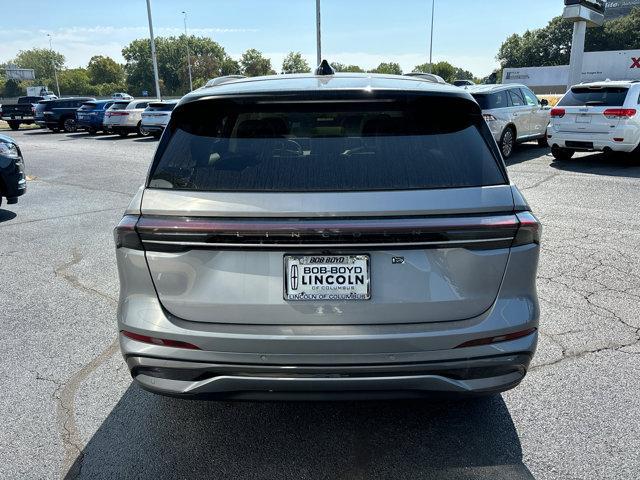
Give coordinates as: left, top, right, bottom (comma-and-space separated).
503, 49, 640, 88
605, 0, 640, 20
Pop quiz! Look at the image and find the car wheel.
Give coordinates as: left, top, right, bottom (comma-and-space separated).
137, 122, 150, 137
551, 145, 575, 161
537, 131, 549, 147
499, 127, 516, 159
8, 121, 20, 131
63, 118, 77, 133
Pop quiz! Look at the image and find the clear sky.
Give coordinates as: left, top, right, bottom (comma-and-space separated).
0, 0, 566, 77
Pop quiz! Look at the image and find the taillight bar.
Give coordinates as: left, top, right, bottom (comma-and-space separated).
121, 330, 200, 350
513, 211, 541, 247
550, 108, 565, 118
603, 108, 636, 119
106, 111, 129, 116
132, 214, 522, 251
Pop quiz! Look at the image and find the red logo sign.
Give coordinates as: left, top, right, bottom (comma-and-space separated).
631, 57, 640, 68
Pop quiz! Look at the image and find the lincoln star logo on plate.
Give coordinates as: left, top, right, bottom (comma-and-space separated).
290, 264, 299, 290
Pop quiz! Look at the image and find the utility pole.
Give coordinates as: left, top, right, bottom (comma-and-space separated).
182, 11, 193, 92
146, 0, 162, 100
428, 0, 435, 73
316, 0, 322, 65
47, 34, 61, 96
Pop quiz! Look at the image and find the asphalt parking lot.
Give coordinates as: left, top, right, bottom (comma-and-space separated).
1, 127, 639, 480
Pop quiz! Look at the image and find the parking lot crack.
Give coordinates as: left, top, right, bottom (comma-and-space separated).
54, 249, 117, 305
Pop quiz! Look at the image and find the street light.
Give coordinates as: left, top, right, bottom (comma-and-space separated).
428, 0, 435, 73
316, 0, 322, 65
146, 0, 162, 100
182, 11, 193, 92
46, 34, 61, 96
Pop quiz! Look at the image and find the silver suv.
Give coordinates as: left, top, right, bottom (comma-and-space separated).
115, 73, 541, 400
466, 84, 551, 158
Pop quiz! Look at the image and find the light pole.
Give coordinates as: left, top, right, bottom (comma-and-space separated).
182, 11, 193, 92
316, 0, 322, 65
428, 0, 435, 73
46, 34, 61, 96
146, 0, 162, 100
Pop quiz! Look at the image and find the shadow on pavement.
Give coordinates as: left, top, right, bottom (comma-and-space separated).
65, 384, 533, 480
550, 152, 640, 178
505, 143, 550, 166
0, 209, 17, 223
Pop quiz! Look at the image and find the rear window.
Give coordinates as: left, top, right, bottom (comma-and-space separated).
110, 102, 130, 110
148, 97, 505, 192
559, 87, 629, 107
79, 102, 97, 110
148, 102, 177, 112
472, 92, 509, 110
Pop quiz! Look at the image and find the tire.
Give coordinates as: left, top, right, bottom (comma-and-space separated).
62, 118, 77, 133
137, 122, 150, 137
537, 131, 549, 147
551, 145, 575, 161
499, 127, 516, 159
8, 121, 20, 131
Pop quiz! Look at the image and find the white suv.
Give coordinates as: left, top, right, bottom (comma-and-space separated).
549, 81, 640, 160
103, 100, 151, 137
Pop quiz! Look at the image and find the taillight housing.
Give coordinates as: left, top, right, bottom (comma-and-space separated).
121, 331, 201, 350
603, 108, 636, 119
455, 328, 537, 348
550, 108, 565, 118
512, 211, 541, 247
114, 214, 143, 250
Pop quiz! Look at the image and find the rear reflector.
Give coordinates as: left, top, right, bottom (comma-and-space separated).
454, 328, 537, 348
613, 138, 624, 142
604, 109, 636, 119
121, 330, 201, 350
114, 214, 143, 250
550, 108, 565, 118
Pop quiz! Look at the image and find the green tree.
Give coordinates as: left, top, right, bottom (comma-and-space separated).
497, 8, 640, 68
330, 62, 365, 73
11, 48, 65, 88
58, 68, 91, 95
122, 36, 239, 96
2, 78, 24, 97
240, 49, 276, 77
369, 62, 402, 75
87, 55, 125, 85
281, 52, 310, 74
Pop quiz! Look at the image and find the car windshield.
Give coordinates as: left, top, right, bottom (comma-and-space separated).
559, 87, 629, 107
149, 97, 505, 192
79, 103, 97, 110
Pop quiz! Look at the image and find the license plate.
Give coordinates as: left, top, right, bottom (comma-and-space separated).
284, 255, 370, 301
576, 114, 591, 124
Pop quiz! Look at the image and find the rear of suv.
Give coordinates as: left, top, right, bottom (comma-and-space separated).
103, 100, 150, 137
34, 97, 95, 133
466, 84, 550, 159
549, 81, 640, 160
115, 73, 541, 400
140, 100, 178, 138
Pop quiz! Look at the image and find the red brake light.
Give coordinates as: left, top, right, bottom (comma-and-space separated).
114, 214, 143, 250
550, 108, 565, 118
512, 212, 541, 247
603, 108, 636, 119
121, 331, 201, 350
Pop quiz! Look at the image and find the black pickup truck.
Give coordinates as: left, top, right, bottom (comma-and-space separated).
0, 96, 51, 130
34, 97, 95, 133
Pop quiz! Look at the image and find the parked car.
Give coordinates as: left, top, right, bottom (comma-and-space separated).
0, 96, 56, 130
140, 100, 178, 138
75, 100, 116, 134
0, 134, 26, 207
465, 84, 550, 158
34, 97, 95, 133
404, 72, 448, 84
112, 93, 133, 100
114, 72, 541, 400
103, 100, 151, 137
548, 80, 640, 160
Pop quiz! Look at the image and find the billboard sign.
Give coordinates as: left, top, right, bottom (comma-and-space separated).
5, 66, 36, 81
503, 49, 640, 89
605, 0, 640, 20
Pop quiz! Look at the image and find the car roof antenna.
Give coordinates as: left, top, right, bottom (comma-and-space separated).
315, 60, 335, 76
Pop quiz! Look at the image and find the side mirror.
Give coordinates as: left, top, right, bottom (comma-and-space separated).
540, 98, 549, 107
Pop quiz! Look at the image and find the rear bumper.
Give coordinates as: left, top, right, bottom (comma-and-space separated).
140, 124, 165, 133
77, 118, 104, 130
550, 130, 640, 153
117, 243, 540, 399
1, 116, 34, 122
